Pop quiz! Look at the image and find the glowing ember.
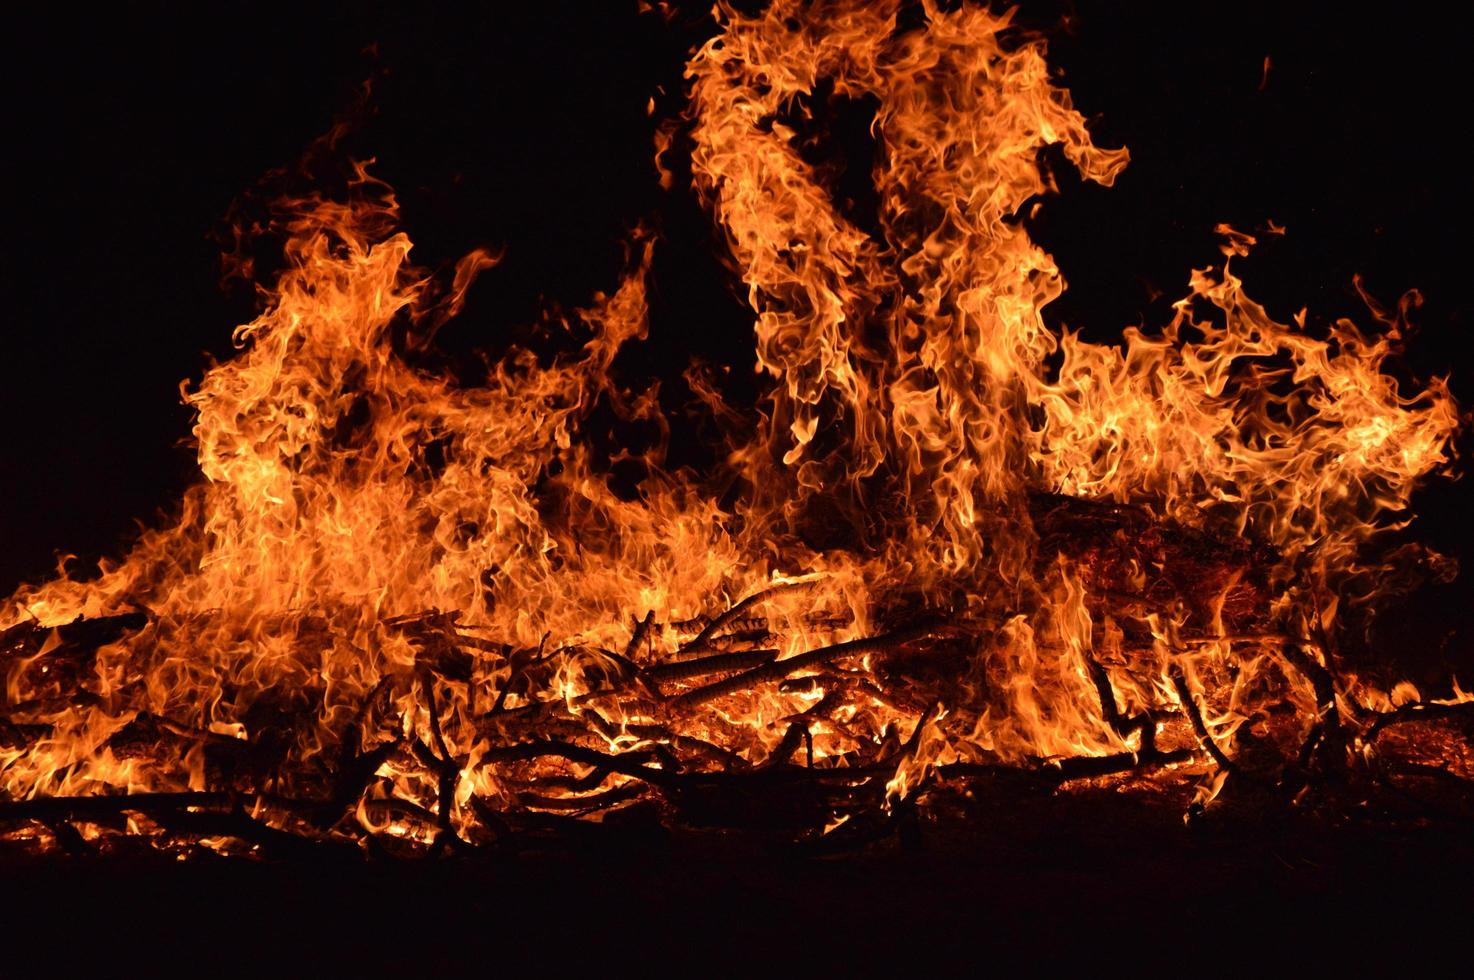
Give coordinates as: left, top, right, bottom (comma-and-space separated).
1, 1, 1465, 857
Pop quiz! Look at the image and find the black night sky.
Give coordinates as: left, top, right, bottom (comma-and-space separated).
3, 0, 1470, 628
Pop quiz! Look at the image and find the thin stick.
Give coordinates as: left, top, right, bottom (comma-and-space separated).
1365, 699, 1474, 741
150, 807, 355, 860
1080, 648, 1155, 753
483, 739, 675, 788
514, 784, 643, 813
622, 610, 655, 661
0, 792, 236, 823
671, 623, 936, 709
645, 648, 778, 683
489, 631, 550, 716
938, 747, 1199, 786
681, 580, 815, 652
1170, 665, 1237, 775
1277, 641, 1345, 771
417, 669, 463, 848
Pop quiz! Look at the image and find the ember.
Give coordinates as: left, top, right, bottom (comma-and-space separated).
2, 0, 1468, 863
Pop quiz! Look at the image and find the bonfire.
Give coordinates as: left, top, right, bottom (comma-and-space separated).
2, 0, 1466, 859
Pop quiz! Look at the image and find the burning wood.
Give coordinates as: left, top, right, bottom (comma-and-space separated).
3, 578, 1469, 856
2, 0, 1469, 859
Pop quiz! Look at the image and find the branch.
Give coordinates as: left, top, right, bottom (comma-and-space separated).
681, 580, 815, 652
670, 623, 937, 709
645, 648, 778, 683
1170, 665, 1237, 775
1365, 700, 1474, 742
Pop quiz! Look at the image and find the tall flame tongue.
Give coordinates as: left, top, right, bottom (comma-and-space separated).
1, 1, 1462, 849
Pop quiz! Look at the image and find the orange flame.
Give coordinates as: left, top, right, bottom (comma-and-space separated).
1, 1, 1460, 844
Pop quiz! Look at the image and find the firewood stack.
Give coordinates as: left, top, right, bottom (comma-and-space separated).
4, 493, 1470, 861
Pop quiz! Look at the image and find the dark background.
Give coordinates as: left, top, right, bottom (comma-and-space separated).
2, 0, 1469, 621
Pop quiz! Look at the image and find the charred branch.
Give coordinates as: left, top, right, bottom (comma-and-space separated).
1365, 700, 1474, 742
644, 647, 778, 683
670, 623, 938, 709
680, 580, 815, 652
1170, 665, 1238, 776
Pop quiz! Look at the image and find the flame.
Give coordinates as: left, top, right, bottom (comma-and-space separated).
1, 0, 1461, 848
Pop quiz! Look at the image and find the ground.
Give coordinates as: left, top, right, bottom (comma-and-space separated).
5, 788, 1470, 973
